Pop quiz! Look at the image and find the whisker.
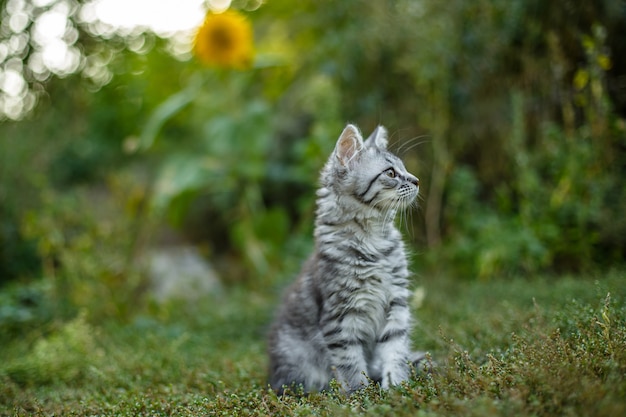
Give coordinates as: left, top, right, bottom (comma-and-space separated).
388, 129, 401, 145
393, 135, 431, 156
403, 197, 416, 237
397, 204, 406, 234
407, 206, 416, 239
388, 128, 411, 152
399, 137, 431, 156
381, 199, 397, 233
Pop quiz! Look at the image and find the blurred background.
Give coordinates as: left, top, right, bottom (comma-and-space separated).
1, 0, 625, 324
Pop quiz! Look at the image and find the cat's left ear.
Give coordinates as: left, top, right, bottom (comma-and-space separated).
335, 124, 364, 167
364, 125, 388, 149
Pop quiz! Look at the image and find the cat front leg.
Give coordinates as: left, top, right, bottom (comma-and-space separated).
327, 342, 370, 393
374, 299, 412, 388
321, 315, 370, 393
375, 333, 411, 388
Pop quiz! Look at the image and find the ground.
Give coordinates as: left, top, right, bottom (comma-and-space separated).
1, 269, 625, 416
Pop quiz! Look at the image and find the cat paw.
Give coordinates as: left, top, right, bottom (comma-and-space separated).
380, 365, 410, 389
335, 372, 370, 395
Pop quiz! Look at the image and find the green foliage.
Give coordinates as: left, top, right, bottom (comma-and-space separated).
0, 204, 40, 284
137, 61, 342, 284
4, 313, 99, 386
0, 280, 54, 339
1, 0, 625, 291
437, 166, 552, 279
438, 76, 622, 278
0, 127, 42, 284
21, 181, 148, 321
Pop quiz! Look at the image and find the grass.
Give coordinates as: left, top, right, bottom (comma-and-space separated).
1, 268, 625, 416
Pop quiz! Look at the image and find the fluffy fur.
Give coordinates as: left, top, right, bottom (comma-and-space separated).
268, 124, 424, 394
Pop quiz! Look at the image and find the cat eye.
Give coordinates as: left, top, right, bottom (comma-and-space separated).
384, 168, 397, 178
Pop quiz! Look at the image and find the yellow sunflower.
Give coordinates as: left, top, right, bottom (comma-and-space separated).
193, 10, 254, 70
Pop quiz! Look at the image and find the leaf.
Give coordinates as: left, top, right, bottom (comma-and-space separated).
253, 207, 290, 248
573, 69, 589, 91
138, 75, 203, 151
597, 54, 611, 71
151, 154, 222, 215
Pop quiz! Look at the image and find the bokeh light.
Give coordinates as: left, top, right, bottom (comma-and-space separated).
0, 0, 214, 120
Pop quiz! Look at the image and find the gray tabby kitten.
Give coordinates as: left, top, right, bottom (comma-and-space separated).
268, 124, 425, 394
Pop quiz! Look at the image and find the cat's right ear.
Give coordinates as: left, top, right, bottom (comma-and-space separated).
365, 125, 388, 149
335, 124, 364, 167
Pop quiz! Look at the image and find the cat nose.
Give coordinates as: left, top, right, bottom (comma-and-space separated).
408, 176, 419, 187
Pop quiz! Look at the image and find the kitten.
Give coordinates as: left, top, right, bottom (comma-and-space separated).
268, 124, 426, 394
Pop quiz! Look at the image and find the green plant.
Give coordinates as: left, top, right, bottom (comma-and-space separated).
4, 313, 99, 386
0, 280, 54, 340
21, 181, 147, 321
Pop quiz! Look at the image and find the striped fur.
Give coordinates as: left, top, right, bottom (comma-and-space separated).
268, 124, 421, 394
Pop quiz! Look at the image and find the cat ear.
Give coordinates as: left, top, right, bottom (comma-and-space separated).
335, 124, 364, 167
364, 125, 388, 149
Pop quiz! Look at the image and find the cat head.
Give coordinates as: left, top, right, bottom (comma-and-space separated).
323, 124, 419, 210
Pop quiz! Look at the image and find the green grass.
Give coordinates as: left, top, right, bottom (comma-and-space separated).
1, 269, 625, 416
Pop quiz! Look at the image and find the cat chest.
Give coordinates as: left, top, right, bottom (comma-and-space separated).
317, 239, 408, 338
325, 275, 403, 341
